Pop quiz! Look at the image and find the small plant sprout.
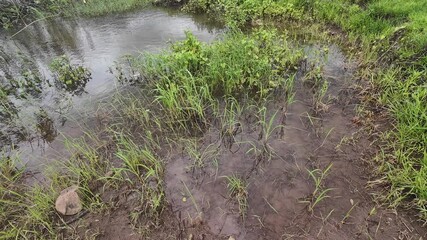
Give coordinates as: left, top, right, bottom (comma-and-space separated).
219, 97, 243, 151
224, 175, 248, 218
312, 79, 329, 114
301, 164, 334, 214
247, 107, 282, 172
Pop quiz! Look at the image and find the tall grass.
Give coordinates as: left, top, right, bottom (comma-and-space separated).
128, 29, 302, 131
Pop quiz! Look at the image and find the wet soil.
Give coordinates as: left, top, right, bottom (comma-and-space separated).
162, 45, 427, 239
68, 45, 427, 239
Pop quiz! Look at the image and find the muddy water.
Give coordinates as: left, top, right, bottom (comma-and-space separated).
164, 45, 427, 239
0, 8, 219, 169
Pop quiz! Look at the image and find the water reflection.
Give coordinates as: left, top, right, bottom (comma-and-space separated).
0, 8, 221, 168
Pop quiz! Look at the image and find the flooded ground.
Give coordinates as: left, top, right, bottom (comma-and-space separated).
159, 45, 427, 239
1, 7, 426, 240
70, 43, 427, 239
0, 8, 219, 169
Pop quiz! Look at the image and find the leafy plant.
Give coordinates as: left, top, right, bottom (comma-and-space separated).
49, 55, 91, 95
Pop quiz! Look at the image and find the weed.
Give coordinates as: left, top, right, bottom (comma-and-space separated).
114, 135, 165, 218
301, 164, 333, 213
218, 97, 243, 150
247, 106, 282, 171
50, 55, 91, 95
125, 29, 302, 132
182, 138, 220, 173
342, 201, 358, 224
224, 175, 248, 218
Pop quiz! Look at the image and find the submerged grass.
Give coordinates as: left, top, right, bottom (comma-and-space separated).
224, 175, 248, 218
179, 0, 427, 223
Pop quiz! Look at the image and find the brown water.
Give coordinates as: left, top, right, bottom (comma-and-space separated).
0, 8, 220, 169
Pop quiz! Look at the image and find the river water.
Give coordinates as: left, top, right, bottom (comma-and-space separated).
0, 8, 220, 169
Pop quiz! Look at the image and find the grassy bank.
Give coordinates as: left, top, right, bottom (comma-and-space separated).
0, 0, 151, 29
178, 0, 427, 220
71, 0, 151, 17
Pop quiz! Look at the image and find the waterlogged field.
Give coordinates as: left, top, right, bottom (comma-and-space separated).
0, 1, 426, 239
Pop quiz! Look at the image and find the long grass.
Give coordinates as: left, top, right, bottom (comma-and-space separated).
373, 68, 427, 219
0, 153, 59, 239
125, 29, 302, 133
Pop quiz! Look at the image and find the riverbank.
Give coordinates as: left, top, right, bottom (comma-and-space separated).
0, 0, 152, 29
0, 0, 426, 239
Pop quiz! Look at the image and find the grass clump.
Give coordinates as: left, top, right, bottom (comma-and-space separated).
0, 153, 59, 239
224, 175, 248, 218
130, 29, 302, 131
0, 128, 167, 238
114, 135, 166, 225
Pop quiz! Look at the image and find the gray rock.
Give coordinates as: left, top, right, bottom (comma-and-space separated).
55, 185, 82, 216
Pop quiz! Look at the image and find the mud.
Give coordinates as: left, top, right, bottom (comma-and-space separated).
68, 44, 427, 240
162, 45, 427, 239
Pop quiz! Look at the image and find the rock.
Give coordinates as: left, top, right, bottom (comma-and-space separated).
228, 236, 236, 240
55, 185, 82, 216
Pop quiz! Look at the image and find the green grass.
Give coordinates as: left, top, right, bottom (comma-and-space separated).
0, 124, 167, 238
224, 175, 248, 218
72, 0, 151, 17
180, 0, 427, 223
182, 0, 427, 61
0, 153, 59, 239
374, 68, 427, 219
0, 0, 152, 29
126, 29, 302, 132
113, 134, 165, 224
301, 164, 334, 214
